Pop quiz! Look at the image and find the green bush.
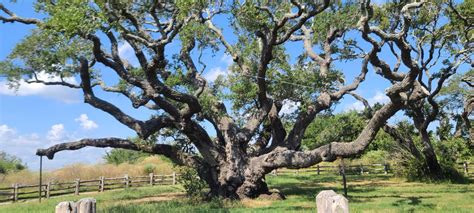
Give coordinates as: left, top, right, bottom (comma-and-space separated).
390, 152, 468, 183
177, 166, 207, 199
360, 150, 389, 164
390, 153, 429, 181
103, 148, 149, 165
143, 164, 156, 174
435, 137, 471, 166
0, 151, 26, 174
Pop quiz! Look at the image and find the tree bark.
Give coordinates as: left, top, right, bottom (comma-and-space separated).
418, 129, 443, 178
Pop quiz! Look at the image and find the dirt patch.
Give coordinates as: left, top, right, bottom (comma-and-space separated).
120, 192, 186, 204
241, 198, 273, 208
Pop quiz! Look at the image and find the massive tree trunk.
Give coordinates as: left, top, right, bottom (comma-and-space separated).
418, 129, 442, 178
412, 103, 443, 178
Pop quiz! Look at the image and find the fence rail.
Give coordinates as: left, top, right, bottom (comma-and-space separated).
272, 163, 391, 176
272, 161, 474, 177
0, 172, 180, 203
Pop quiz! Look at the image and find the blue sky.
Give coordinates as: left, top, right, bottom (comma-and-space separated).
0, 1, 437, 171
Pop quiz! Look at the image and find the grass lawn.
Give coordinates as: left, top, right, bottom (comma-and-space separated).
1, 173, 472, 212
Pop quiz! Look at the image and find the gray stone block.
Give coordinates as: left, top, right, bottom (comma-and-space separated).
316, 190, 349, 213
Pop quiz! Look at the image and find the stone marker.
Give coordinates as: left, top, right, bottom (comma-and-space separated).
55, 201, 76, 213
55, 198, 96, 213
76, 198, 96, 213
316, 190, 349, 213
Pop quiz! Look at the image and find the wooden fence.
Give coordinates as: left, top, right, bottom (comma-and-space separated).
0, 172, 179, 203
272, 161, 474, 177
272, 163, 390, 176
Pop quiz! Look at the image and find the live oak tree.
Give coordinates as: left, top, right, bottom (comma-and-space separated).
1, 1, 471, 198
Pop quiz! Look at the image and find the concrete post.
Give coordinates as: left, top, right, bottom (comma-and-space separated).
149, 173, 154, 186
172, 172, 176, 185
12, 184, 18, 202
124, 175, 129, 188
99, 176, 104, 192
46, 182, 51, 198
74, 179, 80, 195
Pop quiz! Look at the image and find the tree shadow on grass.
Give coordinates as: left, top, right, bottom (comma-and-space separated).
350, 194, 435, 203
392, 196, 436, 210
270, 179, 377, 201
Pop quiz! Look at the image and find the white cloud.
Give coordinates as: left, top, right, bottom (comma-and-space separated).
118, 42, 139, 66
279, 99, 301, 116
0, 124, 16, 140
202, 53, 234, 82
204, 67, 228, 82
47, 124, 66, 141
0, 71, 80, 103
372, 92, 390, 104
221, 54, 233, 66
372, 0, 386, 5
75, 114, 98, 130
0, 123, 107, 170
345, 91, 390, 112
118, 42, 133, 57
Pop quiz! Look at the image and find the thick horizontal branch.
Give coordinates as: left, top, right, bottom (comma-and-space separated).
36, 138, 141, 159
256, 101, 402, 170
36, 137, 198, 167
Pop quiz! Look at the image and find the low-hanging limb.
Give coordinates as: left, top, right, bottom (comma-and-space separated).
35, 137, 200, 167
256, 100, 403, 170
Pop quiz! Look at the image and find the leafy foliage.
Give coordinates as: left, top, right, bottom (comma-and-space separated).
0, 151, 26, 174
0, 29, 91, 87
103, 149, 150, 165
302, 111, 366, 150
37, 0, 105, 38
177, 166, 207, 199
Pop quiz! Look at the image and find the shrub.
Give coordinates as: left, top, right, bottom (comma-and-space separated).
103, 148, 150, 165
177, 166, 207, 199
390, 153, 429, 181
143, 164, 156, 174
435, 137, 471, 166
390, 151, 468, 183
359, 150, 389, 164
0, 151, 26, 174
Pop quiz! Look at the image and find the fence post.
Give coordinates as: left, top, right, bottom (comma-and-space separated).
124, 174, 129, 188
172, 172, 176, 185
384, 164, 389, 175
99, 176, 105, 192
75, 179, 80, 195
360, 164, 364, 175
149, 173, 154, 186
464, 161, 469, 175
317, 165, 320, 175
46, 182, 51, 199
12, 184, 18, 202
340, 162, 347, 197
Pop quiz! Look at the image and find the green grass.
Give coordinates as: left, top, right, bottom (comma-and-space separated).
1, 174, 473, 212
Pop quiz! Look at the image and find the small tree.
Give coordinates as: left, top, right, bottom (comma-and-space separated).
1, 1, 471, 198
0, 151, 27, 174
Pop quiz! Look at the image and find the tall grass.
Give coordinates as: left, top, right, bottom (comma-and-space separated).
0, 156, 174, 187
